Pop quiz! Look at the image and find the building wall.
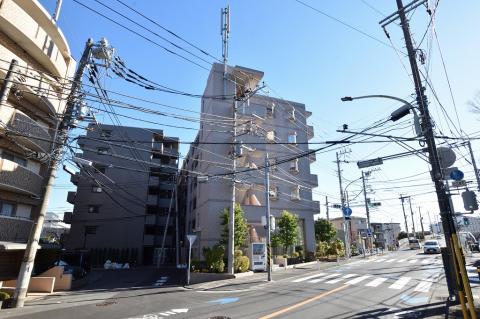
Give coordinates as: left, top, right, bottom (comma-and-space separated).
66, 124, 179, 265
181, 63, 319, 259
0, 0, 75, 243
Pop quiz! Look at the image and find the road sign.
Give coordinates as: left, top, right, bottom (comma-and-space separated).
450, 169, 464, 181
187, 235, 197, 244
451, 180, 467, 188
342, 207, 352, 217
357, 157, 383, 169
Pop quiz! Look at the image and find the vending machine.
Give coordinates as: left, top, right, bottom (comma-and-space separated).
249, 242, 266, 271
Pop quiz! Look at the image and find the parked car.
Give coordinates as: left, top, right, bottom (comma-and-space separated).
423, 240, 441, 254
409, 238, 421, 250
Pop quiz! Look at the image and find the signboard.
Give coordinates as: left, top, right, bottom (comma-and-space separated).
357, 158, 383, 169
450, 169, 464, 181
187, 235, 197, 245
342, 207, 352, 217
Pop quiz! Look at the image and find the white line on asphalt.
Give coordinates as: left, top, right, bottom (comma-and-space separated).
374, 258, 387, 263
385, 259, 396, 263
365, 277, 388, 287
309, 273, 341, 283
325, 274, 357, 284
389, 277, 411, 290
292, 273, 326, 283
421, 259, 431, 264
414, 280, 433, 292
408, 259, 417, 264
397, 259, 406, 262
345, 275, 371, 285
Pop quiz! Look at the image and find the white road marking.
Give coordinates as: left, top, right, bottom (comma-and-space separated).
374, 258, 387, 263
397, 259, 406, 262
365, 277, 388, 287
414, 280, 433, 292
326, 274, 357, 284
309, 273, 341, 283
292, 272, 326, 283
385, 259, 396, 263
421, 259, 431, 264
389, 277, 411, 290
345, 275, 371, 285
408, 259, 417, 264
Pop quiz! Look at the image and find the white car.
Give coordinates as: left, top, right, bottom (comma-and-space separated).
423, 240, 441, 254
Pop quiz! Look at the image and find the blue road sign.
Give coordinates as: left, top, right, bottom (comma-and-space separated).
450, 169, 464, 181
342, 207, 352, 217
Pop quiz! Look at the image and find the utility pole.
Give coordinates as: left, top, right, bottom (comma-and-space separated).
264, 154, 272, 281
385, 1, 475, 314
325, 196, 329, 222
221, 6, 235, 275
336, 151, 350, 259
0, 59, 18, 112
418, 207, 425, 240
13, 39, 94, 308
466, 140, 480, 192
362, 171, 372, 254
399, 195, 409, 238
408, 197, 416, 239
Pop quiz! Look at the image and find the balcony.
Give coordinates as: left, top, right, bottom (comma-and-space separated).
0, 158, 43, 197
6, 110, 52, 153
0, 0, 74, 78
307, 125, 314, 140
0, 215, 32, 242
308, 174, 318, 188
67, 191, 76, 204
308, 151, 316, 163
152, 143, 179, 158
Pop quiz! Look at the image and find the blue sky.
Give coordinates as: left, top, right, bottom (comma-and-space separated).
40, 0, 480, 231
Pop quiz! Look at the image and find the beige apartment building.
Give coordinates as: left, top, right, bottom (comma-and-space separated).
0, 0, 76, 247
180, 63, 319, 259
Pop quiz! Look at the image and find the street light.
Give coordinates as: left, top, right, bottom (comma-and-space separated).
341, 95, 415, 122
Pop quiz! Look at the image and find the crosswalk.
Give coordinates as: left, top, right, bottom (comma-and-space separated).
348, 257, 442, 266
290, 271, 442, 293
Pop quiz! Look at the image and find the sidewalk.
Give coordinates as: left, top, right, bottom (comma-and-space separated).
187, 252, 387, 292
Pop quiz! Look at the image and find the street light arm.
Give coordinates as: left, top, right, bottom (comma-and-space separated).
341, 95, 414, 109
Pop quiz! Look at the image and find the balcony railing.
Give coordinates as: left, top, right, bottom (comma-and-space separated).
7, 110, 52, 153
0, 215, 32, 242
0, 159, 43, 197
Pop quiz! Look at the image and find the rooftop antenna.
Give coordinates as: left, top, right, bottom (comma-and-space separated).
221, 6, 230, 96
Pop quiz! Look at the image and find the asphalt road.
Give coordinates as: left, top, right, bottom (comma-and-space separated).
2, 248, 460, 319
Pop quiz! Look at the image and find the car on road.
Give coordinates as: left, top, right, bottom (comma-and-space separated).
423, 240, 441, 254
409, 238, 421, 250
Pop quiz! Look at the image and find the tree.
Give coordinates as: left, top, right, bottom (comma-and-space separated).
397, 231, 408, 240
314, 218, 337, 242
219, 203, 248, 250
277, 210, 299, 252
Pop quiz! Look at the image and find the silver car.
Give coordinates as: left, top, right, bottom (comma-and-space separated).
423, 240, 441, 254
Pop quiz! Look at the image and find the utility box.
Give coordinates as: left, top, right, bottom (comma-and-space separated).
248, 242, 266, 272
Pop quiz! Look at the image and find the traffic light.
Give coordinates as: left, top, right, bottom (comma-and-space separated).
462, 191, 478, 211
464, 216, 470, 226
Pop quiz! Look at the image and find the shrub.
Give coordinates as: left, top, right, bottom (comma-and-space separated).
203, 245, 225, 273
316, 241, 329, 257
291, 251, 300, 258
190, 260, 201, 272
0, 291, 10, 301
236, 256, 250, 273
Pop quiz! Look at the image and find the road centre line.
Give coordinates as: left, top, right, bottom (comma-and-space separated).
258, 284, 349, 319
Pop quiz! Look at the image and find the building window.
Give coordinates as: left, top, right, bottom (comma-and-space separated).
1, 151, 27, 167
144, 225, 155, 235
85, 226, 97, 235
266, 102, 275, 118
100, 130, 112, 138
287, 132, 297, 145
269, 186, 278, 200
93, 164, 107, 174
288, 107, 296, 121
88, 205, 100, 214
0, 201, 16, 217
97, 147, 109, 155
291, 185, 300, 201
290, 158, 299, 173
92, 186, 102, 193
266, 130, 275, 142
